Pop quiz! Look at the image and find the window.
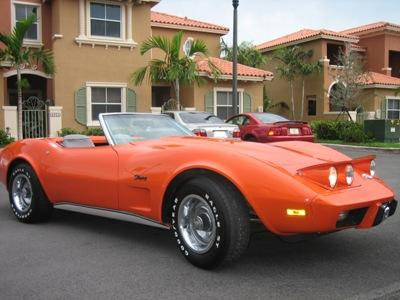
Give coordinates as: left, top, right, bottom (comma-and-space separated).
327, 43, 344, 66
91, 87, 122, 121
227, 115, 247, 126
328, 83, 345, 112
14, 3, 40, 41
387, 99, 400, 119
215, 91, 241, 120
90, 2, 121, 38
307, 96, 317, 116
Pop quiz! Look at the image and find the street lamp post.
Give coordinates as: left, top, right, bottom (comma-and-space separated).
232, 0, 239, 116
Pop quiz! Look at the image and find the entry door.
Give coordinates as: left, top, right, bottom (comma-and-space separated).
41, 145, 119, 210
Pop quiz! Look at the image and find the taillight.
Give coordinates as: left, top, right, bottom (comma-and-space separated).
302, 127, 311, 135
192, 129, 207, 137
267, 127, 281, 136
232, 129, 241, 138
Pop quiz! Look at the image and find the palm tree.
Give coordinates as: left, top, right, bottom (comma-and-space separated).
132, 32, 219, 110
297, 50, 321, 120
0, 14, 55, 139
274, 46, 303, 119
221, 39, 266, 68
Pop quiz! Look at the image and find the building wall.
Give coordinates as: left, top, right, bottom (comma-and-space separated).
191, 79, 264, 113
358, 34, 386, 74
151, 27, 222, 59
52, 0, 154, 130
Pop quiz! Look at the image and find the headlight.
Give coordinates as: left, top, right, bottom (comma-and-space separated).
370, 160, 376, 177
345, 164, 354, 185
328, 166, 337, 188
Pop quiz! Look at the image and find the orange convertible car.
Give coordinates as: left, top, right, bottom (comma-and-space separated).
0, 113, 397, 269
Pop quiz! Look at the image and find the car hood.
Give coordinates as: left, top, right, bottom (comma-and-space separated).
131, 137, 350, 175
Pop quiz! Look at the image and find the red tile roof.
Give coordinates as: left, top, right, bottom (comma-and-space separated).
256, 29, 358, 52
151, 11, 229, 34
196, 57, 273, 81
341, 21, 400, 36
363, 71, 400, 86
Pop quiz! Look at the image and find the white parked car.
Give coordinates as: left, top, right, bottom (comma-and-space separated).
164, 111, 240, 139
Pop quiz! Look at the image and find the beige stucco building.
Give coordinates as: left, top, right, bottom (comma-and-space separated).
0, 0, 272, 138
257, 23, 400, 121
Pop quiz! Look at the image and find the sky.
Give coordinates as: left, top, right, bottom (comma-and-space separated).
154, 0, 400, 46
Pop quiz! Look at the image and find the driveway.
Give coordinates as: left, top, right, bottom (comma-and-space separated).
0, 147, 398, 300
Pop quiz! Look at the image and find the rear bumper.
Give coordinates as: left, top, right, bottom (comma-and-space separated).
256, 179, 396, 235
258, 135, 314, 143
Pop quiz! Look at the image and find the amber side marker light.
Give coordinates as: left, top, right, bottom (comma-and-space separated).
287, 209, 306, 216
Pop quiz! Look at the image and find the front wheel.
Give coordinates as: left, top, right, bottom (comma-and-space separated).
171, 176, 250, 269
8, 163, 53, 223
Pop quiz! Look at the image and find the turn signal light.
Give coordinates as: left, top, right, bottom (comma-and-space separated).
268, 128, 281, 136
286, 209, 306, 216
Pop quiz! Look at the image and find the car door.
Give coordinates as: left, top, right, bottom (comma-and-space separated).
41, 144, 119, 210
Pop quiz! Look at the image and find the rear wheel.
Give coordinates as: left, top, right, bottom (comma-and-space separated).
171, 176, 250, 269
245, 135, 257, 142
9, 163, 53, 223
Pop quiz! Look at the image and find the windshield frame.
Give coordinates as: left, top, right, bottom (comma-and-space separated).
99, 113, 193, 146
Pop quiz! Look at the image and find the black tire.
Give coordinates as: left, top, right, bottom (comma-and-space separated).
245, 136, 257, 142
171, 176, 250, 269
8, 163, 53, 223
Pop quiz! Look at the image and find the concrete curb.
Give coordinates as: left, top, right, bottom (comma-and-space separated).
321, 143, 400, 153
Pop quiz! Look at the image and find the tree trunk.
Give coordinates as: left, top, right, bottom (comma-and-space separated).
301, 78, 305, 120
175, 79, 180, 110
290, 81, 295, 120
17, 68, 23, 140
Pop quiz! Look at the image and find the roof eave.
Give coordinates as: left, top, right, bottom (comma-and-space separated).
258, 34, 358, 53
363, 84, 400, 89
151, 22, 229, 35
198, 72, 273, 82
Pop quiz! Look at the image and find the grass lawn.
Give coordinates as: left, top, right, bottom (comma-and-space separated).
317, 139, 400, 148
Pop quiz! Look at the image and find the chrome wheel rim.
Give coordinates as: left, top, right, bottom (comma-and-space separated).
178, 194, 217, 254
11, 174, 33, 213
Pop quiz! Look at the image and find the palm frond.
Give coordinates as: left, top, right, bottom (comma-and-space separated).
131, 66, 149, 85
189, 39, 208, 57
140, 35, 170, 56
31, 48, 55, 74
170, 32, 183, 60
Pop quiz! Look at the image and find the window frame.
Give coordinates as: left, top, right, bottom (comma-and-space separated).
11, 1, 42, 45
213, 87, 244, 120
87, 0, 125, 41
86, 82, 127, 127
386, 97, 400, 120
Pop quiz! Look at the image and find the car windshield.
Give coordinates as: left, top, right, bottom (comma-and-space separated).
179, 112, 224, 124
254, 113, 288, 123
101, 114, 193, 145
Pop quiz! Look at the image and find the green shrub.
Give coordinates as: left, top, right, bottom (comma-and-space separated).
81, 128, 104, 136
59, 127, 104, 137
311, 120, 371, 143
59, 128, 79, 137
0, 129, 14, 146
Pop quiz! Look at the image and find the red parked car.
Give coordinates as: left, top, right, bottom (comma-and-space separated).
226, 112, 314, 143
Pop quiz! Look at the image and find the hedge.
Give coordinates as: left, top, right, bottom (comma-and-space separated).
0, 129, 14, 147
311, 120, 372, 143
59, 127, 104, 137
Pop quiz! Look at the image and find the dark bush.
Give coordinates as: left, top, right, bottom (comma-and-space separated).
59, 128, 79, 137
59, 127, 104, 137
0, 129, 15, 146
81, 128, 104, 136
311, 120, 371, 143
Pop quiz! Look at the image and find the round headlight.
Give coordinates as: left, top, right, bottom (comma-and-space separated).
370, 160, 376, 177
345, 164, 354, 185
328, 166, 338, 188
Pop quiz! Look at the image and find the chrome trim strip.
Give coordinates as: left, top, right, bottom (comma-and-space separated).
54, 203, 169, 230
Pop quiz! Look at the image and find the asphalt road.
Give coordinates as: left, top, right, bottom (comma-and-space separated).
0, 146, 399, 300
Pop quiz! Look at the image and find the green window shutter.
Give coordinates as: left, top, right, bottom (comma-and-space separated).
204, 90, 214, 114
126, 88, 137, 112
75, 87, 87, 125
381, 98, 387, 119
243, 92, 252, 112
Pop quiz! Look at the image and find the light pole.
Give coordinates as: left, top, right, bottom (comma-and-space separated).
232, 0, 239, 116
